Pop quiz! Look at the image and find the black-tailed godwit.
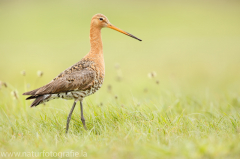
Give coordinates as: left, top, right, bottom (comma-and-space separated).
23, 13, 142, 133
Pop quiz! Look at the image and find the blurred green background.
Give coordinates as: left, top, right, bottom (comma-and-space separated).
1, 0, 240, 94
1, 0, 240, 97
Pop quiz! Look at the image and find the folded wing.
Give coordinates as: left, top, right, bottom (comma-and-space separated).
23, 69, 96, 96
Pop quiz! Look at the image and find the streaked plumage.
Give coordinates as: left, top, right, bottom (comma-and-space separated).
23, 13, 141, 133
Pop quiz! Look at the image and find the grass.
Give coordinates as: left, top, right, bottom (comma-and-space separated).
1, 80, 240, 159
0, 0, 240, 158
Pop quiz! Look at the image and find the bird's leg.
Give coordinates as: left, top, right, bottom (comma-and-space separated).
66, 101, 76, 133
80, 101, 87, 130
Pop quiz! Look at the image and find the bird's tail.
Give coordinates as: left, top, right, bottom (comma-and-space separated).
26, 95, 50, 107
23, 87, 50, 107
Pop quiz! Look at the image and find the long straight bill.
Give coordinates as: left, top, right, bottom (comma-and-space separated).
107, 24, 142, 41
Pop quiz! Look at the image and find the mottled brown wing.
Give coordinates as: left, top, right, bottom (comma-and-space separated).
25, 69, 95, 96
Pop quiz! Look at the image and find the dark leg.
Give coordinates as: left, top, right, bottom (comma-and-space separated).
80, 101, 87, 130
66, 101, 76, 133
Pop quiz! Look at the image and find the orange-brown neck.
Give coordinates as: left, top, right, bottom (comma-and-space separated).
85, 22, 105, 75
89, 25, 103, 55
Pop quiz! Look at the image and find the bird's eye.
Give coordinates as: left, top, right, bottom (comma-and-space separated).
99, 18, 103, 21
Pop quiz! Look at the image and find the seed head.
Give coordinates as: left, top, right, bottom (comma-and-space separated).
11, 90, 18, 100
20, 70, 26, 76
115, 95, 118, 99
107, 85, 112, 92
156, 80, 160, 84
37, 70, 43, 77
0, 81, 7, 88
148, 71, 157, 79
3, 82, 7, 88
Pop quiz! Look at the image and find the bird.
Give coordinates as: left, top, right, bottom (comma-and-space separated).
23, 13, 142, 133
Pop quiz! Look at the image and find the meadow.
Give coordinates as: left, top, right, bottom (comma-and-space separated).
0, 0, 240, 158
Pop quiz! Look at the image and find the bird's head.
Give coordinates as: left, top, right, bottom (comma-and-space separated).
91, 13, 142, 41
